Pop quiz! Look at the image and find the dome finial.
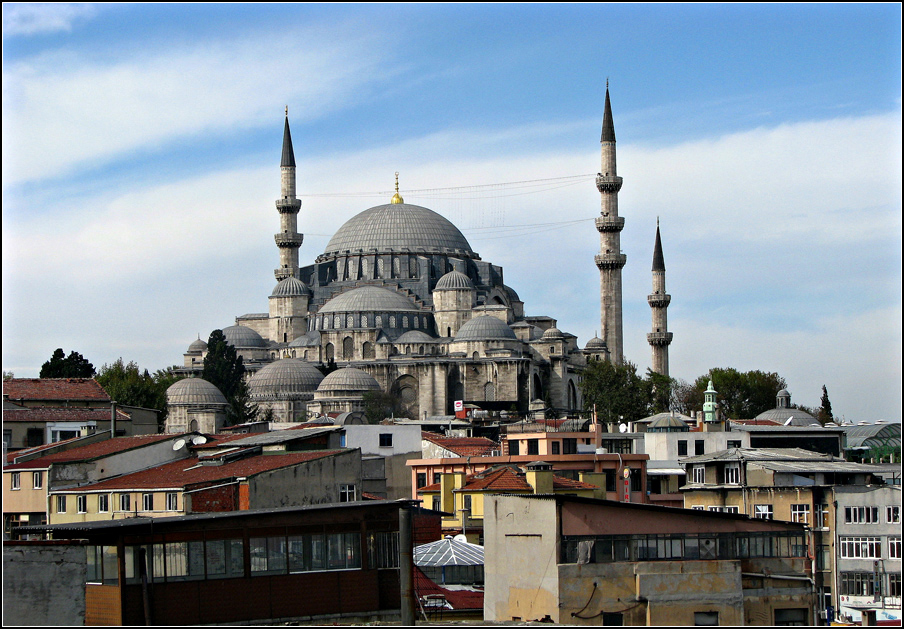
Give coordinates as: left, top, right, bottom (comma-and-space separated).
391, 171, 404, 204
285, 105, 288, 117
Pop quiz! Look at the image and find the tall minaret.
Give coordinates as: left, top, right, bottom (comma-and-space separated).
595, 83, 626, 363
647, 220, 673, 375
274, 107, 303, 281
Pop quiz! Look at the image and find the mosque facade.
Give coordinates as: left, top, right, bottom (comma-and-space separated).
176, 89, 667, 425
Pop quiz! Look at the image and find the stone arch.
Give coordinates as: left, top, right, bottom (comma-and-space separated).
362, 342, 375, 359
342, 336, 354, 360
532, 373, 543, 401
391, 374, 419, 419
189, 419, 199, 432
568, 380, 578, 411
325, 343, 335, 361
472, 351, 480, 360
447, 366, 464, 414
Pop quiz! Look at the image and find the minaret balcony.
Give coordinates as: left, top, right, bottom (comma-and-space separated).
276, 198, 301, 213
595, 216, 625, 233
647, 293, 671, 308
594, 253, 627, 270
596, 174, 623, 193
275, 232, 304, 248
647, 332, 673, 346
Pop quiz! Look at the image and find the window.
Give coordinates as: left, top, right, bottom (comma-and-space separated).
509, 440, 520, 456
551, 441, 560, 455
692, 466, 705, 484
416, 473, 427, 489
142, 493, 154, 512
433, 472, 441, 484
694, 611, 719, 626
602, 612, 624, 626
463, 495, 472, 511
527, 439, 539, 456
845, 506, 879, 524
815, 503, 830, 528
379, 433, 393, 448
888, 505, 900, 524
630, 469, 642, 492
32, 472, 43, 489
339, 484, 356, 502
840, 537, 882, 559
677, 440, 688, 456
890, 573, 902, 598
815, 544, 830, 570
56, 495, 67, 514
790, 504, 810, 524
754, 504, 773, 519
562, 438, 577, 455
890, 536, 901, 559
77, 495, 87, 514
432, 496, 440, 511
840, 572, 875, 597
727, 440, 742, 449
724, 463, 740, 485
120, 493, 131, 512
774, 609, 808, 626
694, 441, 704, 455
10, 472, 20, 490
166, 493, 178, 511
692, 505, 705, 510
98, 494, 109, 513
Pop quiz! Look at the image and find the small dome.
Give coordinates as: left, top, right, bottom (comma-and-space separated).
542, 327, 564, 339
585, 336, 607, 350
755, 408, 819, 425
271, 276, 311, 297
249, 359, 324, 399
222, 325, 268, 348
649, 415, 689, 432
166, 378, 227, 405
320, 286, 420, 314
396, 330, 437, 343
435, 270, 474, 290
454, 316, 518, 341
318, 367, 381, 393
187, 338, 208, 353
289, 331, 321, 347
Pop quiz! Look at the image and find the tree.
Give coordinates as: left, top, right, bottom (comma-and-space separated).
96, 359, 182, 431
817, 385, 834, 425
3, 370, 13, 381
202, 330, 257, 425
580, 360, 653, 423
671, 379, 702, 416
692, 368, 787, 419
646, 369, 674, 414
362, 390, 408, 424
40, 348, 96, 378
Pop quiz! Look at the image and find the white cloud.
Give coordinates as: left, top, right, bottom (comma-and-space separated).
2, 3, 97, 36
2, 26, 391, 187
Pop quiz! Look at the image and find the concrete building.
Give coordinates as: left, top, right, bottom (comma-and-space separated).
483, 494, 814, 625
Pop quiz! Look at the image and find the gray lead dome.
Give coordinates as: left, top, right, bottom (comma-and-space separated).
271, 276, 311, 297
435, 269, 475, 290
166, 378, 227, 405
323, 203, 475, 258
249, 359, 324, 398
320, 286, 420, 313
454, 315, 518, 341
222, 325, 268, 348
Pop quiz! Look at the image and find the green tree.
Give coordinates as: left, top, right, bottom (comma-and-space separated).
693, 368, 787, 419
3, 370, 13, 381
202, 330, 257, 425
97, 359, 183, 431
362, 390, 407, 424
817, 385, 834, 425
580, 360, 653, 423
646, 369, 674, 414
671, 379, 702, 416
40, 348, 96, 378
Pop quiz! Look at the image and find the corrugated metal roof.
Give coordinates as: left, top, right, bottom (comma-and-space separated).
414, 536, 484, 567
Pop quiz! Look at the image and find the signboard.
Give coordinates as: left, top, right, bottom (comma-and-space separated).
454, 400, 464, 412
623, 468, 631, 502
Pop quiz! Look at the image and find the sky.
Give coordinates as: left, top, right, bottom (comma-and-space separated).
3, 3, 901, 423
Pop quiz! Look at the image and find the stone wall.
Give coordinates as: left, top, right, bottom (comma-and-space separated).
3, 540, 88, 626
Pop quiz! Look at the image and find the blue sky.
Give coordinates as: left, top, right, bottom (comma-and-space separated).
3, 3, 901, 422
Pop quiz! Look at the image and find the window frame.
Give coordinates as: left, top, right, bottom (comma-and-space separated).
56, 495, 67, 514
10, 472, 20, 490
98, 494, 109, 513
77, 494, 88, 514
166, 493, 179, 512
692, 465, 705, 484
790, 504, 810, 524
142, 493, 154, 512
754, 504, 774, 520
32, 471, 43, 490
120, 493, 131, 512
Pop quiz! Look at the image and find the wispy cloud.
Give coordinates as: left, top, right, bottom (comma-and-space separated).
2, 3, 98, 36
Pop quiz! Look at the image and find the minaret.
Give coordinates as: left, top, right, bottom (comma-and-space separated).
647, 220, 673, 375
274, 107, 303, 281
594, 82, 626, 363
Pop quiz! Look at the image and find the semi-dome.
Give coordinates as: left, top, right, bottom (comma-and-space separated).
320, 286, 420, 313
166, 378, 227, 405
317, 367, 381, 393
222, 325, 268, 348
271, 276, 311, 297
454, 315, 518, 341
187, 338, 208, 353
249, 359, 324, 398
435, 269, 474, 290
396, 330, 437, 344
322, 203, 475, 258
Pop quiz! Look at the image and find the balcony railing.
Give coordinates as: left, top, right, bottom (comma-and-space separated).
595, 216, 625, 232
594, 253, 627, 270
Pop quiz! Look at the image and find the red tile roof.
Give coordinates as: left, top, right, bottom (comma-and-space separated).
2, 408, 130, 422
422, 432, 500, 457
416, 466, 599, 494
3, 378, 110, 402
5, 434, 178, 470
60, 450, 345, 491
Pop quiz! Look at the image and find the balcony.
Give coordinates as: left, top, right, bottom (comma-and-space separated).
594, 253, 627, 270
275, 198, 301, 213
596, 174, 623, 193
274, 232, 304, 247
647, 332, 673, 346
595, 216, 625, 233
647, 293, 671, 308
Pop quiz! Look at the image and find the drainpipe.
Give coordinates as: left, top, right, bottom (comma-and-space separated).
110, 401, 117, 438
399, 503, 415, 626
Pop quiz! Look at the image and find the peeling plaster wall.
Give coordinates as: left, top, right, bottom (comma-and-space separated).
3, 541, 87, 626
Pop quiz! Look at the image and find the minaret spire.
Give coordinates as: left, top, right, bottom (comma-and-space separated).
595, 83, 626, 363
647, 221, 673, 376
274, 108, 303, 281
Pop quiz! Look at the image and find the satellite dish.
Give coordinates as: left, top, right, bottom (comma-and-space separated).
453, 534, 468, 543
191, 435, 208, 445
784, 417, 794, 426
172, 439, 186, 451
618, 423, 628, 433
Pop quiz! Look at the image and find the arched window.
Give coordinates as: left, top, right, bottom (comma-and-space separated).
189, 420, 199, 432
402, 316, 409, 329
361, 258, 371, 279
484, 382, 496, 402
409, 258, 418, 277
392, 257, 401, 277
362, 342, 375, 359
346, 314, 354, 328
377, 258, 385, 278
414, 316, 420, 329
375, 315, 383, 328
361, 314, 369, 327
325, 343, 334, 360
473, 352, 480, 360
568, 380, 578, 410
343, 337, 354, 360
389, 315, 397, 328
333, 315, 341, 328
347, 258, 356, 280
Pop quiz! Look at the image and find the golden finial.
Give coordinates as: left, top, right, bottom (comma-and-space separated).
391, 171, 404, 204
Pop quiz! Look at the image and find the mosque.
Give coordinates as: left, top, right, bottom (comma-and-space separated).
168, 89, 673, 431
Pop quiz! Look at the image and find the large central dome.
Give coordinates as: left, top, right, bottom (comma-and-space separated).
322, 203, 476, 258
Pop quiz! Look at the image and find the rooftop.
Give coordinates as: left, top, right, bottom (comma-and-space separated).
5, 434, 183, 470
3, 378, 110, 402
